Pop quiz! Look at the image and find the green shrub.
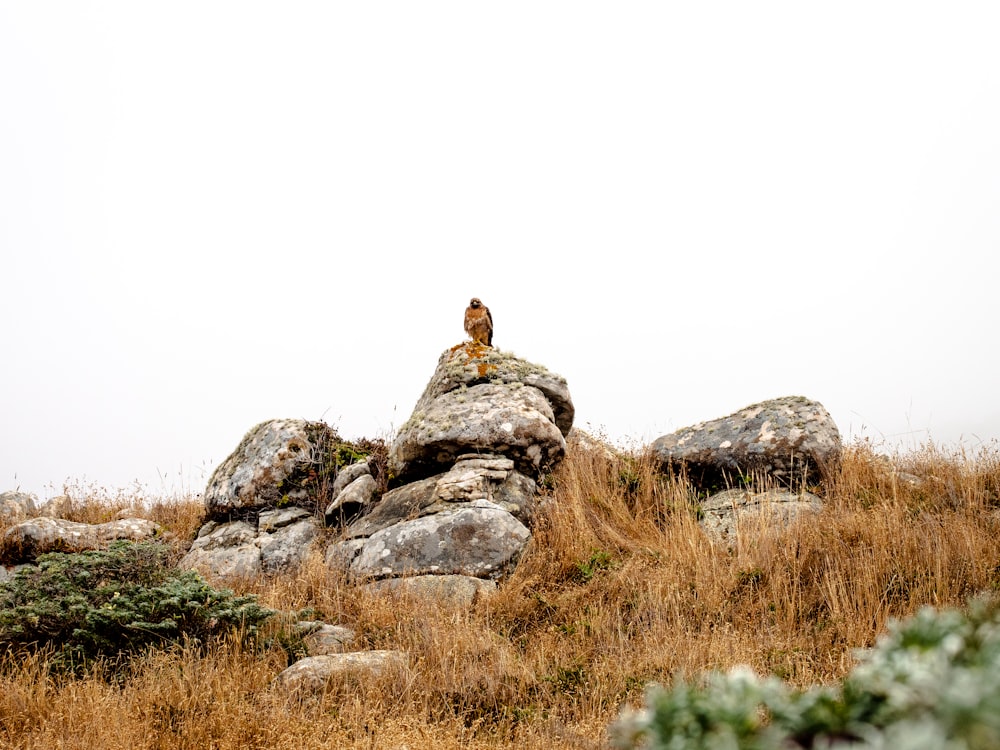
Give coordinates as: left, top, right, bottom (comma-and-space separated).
612, 595, 1000, 749
0, 541, 274, 672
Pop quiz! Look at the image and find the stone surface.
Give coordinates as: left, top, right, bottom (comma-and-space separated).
204, 419, 340, 516
365, 574, 497, 607
412, 343, 574, 435
329, 461, 371, 499
274, 651, 410, 696
349, 502, 530, 580
325, 473, 378, 526
180, 514, 320, 579
0, 491, 38, 524
345, 456, 537, 539
180, 520, 260, 578
295, 621, 357, 655
650, 396, 842, 490
699, 488, 823, 542
389, 344, 572, 482
36, 494, 73, 519
0, 517, 161, 564
258, 519, 318, 573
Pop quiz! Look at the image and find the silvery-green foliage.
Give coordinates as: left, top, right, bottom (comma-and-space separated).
612, 596, 1000, 749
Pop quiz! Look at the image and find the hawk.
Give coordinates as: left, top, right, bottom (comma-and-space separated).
464, 297, 493, 347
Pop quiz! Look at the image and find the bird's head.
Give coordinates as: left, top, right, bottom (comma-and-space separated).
469, 298, 483, 308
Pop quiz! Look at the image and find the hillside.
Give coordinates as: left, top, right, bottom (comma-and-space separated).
2, 438, 999, 749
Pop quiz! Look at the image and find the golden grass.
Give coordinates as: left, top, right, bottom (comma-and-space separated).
3, 439, 1000, 748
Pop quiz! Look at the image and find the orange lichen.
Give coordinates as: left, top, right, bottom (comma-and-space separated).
448, 341, 498, 378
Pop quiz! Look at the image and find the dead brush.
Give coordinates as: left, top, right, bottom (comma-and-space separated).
5, 438, 1000, 748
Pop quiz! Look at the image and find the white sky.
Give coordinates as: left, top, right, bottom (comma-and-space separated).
2, 3, 999, 499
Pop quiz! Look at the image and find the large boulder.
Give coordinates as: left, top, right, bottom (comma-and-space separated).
274, 651, 410, 697
390, 343, 572, 482
204, 419, 341, 516
0, 517, 161, 565
650, 396, 842, 490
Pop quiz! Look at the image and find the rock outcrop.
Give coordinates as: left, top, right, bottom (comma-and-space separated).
181, 419, 357, 578
180, 507, 319, 578
650, 396, 842, 491
327, 344, 573, 598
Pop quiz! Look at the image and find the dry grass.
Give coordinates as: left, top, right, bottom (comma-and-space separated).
3, 439, 1000, 749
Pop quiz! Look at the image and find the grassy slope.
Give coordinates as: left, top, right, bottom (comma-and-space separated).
2, 440, 1000, 749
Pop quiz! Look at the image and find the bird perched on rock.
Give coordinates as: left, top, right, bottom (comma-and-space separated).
464, 298, 493, 347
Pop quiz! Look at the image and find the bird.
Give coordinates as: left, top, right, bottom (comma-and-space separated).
464, 297, 493, 347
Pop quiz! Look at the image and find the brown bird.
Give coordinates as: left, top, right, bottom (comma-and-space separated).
464, 297, 493, 347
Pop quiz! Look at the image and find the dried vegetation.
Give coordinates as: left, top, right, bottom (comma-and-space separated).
2, 439, 1000, 748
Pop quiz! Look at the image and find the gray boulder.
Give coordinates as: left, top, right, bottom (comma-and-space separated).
389, 344, 572, 482
204, 419, 340, 516
0, 491, 38, 524
347, 501, 530, 581
180, 508, 318, 579
0, 517, 161, 564
650, 396, 842, 490
699, 488, 823, 543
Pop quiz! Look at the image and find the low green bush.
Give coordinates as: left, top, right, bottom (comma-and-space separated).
0, 541, 274, 672
612, 595, 1000, 749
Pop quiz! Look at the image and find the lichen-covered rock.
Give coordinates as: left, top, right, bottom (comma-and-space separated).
413, 342, 574, 435
389, 344, 572, 482
0, 491, 38, 524
179, 510, 319, 579
0, 517, 161, 565
391, 382, 565, 482
699, 488, 823, 543
650, 396, 842, 490
345, 455, 537, 539
349, 501, 530, 580
204, 419, 340, 516
180, 520, 260, 578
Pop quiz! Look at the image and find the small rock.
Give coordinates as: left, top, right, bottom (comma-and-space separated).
274, 651, 409, 696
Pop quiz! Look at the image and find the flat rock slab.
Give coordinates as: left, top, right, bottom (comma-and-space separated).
364, 574, 497, 607
348, 503, 530, 580
0, 517, 161, 565
700, 488, 823, 542
274, 651, 410, 697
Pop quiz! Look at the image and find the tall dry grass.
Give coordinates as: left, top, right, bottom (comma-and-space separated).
3, 439, 1000, 749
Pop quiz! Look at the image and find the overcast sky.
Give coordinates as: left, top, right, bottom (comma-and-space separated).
2, 3, 999, 499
